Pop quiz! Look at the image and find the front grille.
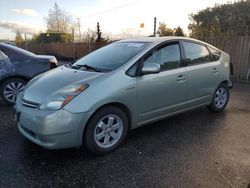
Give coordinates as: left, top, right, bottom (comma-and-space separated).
22, 98, 39, 108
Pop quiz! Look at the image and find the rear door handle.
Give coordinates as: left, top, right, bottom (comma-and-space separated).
176, 75, 186, 82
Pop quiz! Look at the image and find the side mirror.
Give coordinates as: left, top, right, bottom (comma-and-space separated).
141, 63, 161, 75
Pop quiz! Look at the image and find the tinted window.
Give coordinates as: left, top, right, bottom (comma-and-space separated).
183, 42, 210, 65
75, 42, 149, 71
144, 43, 181, 71
0, 51, 5, 60
0, 51, 6, 68
208, 46, 221, 61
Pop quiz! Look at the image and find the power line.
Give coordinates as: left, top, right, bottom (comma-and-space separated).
80, 1, 138, 18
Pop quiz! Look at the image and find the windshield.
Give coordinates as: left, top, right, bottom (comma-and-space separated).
74, 42, 149, 71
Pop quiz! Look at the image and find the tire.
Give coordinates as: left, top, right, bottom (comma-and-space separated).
0, 78, 27, 105
207, 83, 229, 113
84, 106, 128, 155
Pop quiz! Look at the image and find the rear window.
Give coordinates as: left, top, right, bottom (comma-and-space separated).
0, 51, 5, 60
0, 44, 35, 61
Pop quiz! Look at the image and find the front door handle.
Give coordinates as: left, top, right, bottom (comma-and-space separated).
212, 68, 219, 74
176, 75, 186, 82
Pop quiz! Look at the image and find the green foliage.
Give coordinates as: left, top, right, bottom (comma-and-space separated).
189, 0, 250, 39
174, 26, 185, 36
157, 23, 185, 37
15, 30, 24, 44
157, 22, 174, 36
45, 3, 75, 33
33, 33, 73, 43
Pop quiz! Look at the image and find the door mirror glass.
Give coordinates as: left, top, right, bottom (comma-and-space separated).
141, 63, 160, 75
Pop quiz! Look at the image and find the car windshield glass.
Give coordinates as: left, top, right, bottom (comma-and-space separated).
74, 42, 149, 71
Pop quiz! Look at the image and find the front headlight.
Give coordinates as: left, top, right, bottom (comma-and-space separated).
39, 83, 88, 110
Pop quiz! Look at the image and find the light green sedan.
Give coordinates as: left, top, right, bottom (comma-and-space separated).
15, 37, 231, 155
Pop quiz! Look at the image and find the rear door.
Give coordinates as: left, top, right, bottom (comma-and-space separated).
181, 40, 220, 107
136, 41, 188, 125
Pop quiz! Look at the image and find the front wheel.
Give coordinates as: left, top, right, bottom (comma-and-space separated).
84, 106, 128, 155
0, 78, 27, 105
207, 83, 229, 113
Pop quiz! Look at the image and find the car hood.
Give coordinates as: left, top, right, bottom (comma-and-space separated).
23, 66, 102, 104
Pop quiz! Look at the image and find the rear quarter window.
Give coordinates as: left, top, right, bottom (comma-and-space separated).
183, 41, 210, 65
208, 46, 221, 61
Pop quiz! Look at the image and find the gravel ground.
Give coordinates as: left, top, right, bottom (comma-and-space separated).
0, 83, 249, 188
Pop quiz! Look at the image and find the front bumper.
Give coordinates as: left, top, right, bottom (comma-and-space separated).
15, 96, 92, 149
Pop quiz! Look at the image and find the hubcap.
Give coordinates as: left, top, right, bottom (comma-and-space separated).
94, 114, 123, 149
4, 81, 25, 103
214, 87, 228, 108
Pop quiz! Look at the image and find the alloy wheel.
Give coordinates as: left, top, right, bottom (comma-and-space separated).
94, 114, 123, 149
4, 81, 25, 103
214, 87, 228, 108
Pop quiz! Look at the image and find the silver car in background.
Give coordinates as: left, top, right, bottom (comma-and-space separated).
15, 37, 231, 155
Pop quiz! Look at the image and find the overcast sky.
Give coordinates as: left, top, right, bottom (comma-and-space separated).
0, 0, 230, 40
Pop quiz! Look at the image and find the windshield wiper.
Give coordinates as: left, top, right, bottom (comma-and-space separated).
71, 64, 102, 72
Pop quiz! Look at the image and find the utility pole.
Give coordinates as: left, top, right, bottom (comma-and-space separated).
24, 33, 27, 50
153, 17, 157, 37
77, 18, 81, 41
72, 28, 75, 60
97, 22, 102, 42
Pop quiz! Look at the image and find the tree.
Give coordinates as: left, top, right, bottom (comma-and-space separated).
15, 30, 24, 44
157, 22, 174, 36
34, 33, 73, 43
174, 26, 185, 36
45, 3, 75, 33
189, 0, 250, 39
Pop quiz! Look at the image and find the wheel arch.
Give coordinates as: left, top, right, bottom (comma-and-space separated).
0, 75, 29, 85
219, 80, 229, 87
83, 102, 133, 136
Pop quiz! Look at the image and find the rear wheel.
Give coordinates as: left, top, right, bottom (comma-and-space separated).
84, 106, 128, 155
207, 83, 229, 113
0, 78, 27, 105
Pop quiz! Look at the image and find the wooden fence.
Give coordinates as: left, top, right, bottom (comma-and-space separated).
204, 36, 250, 80
24, 37, 250, 80
24, 42, 108, 60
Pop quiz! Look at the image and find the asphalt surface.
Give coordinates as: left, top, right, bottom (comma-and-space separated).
0, 83, 250, 188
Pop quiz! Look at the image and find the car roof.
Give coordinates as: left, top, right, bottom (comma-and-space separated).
118, 36, 217, 49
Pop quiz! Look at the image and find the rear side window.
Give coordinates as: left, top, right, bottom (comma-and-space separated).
0, 51, 5, 60
143, 42, 181, 71
208, 46, 221, 61
0, 51, 6, 68
183, 41, 210, 65
0, 50, 8, 59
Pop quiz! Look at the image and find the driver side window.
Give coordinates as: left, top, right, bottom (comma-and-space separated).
144, 42, 181, 71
